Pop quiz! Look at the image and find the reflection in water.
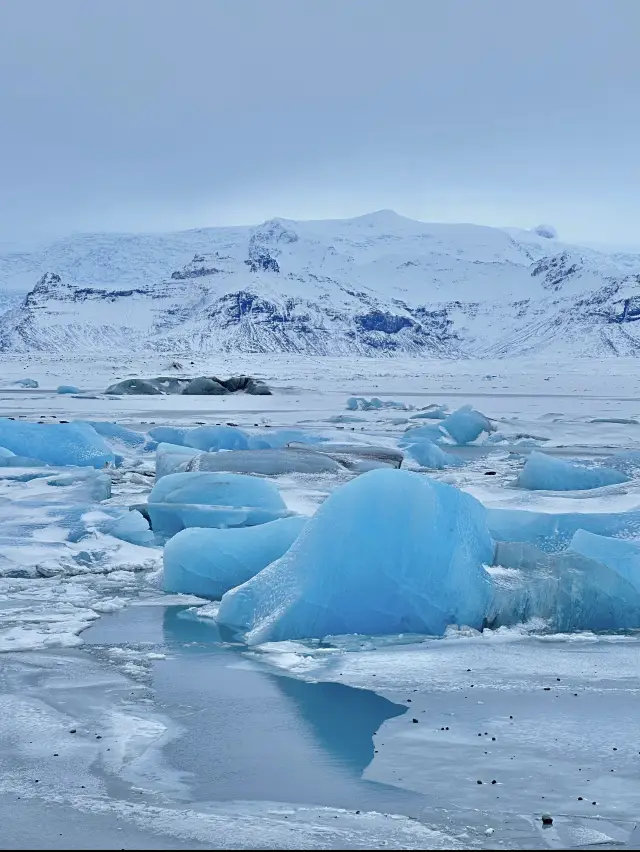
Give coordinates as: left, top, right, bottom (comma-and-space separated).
87, 605, 422, 813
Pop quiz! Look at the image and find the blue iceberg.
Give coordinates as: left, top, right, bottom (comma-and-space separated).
441, 405, 494, 445
184, 426, 250, 452
399, 424, 446, 446
487, 506, 640, 552
516, 452, 630, 491
405, 440, 463, 469
569, 529, 640, 593
0, 419, 114, 468
57, 385, 81, 394
164, 516, 307, 599
247, 429, 329, 449
148, 426, 191, 446
102, 509, 155, 547
410, 405, 448, 420
155, 442, 201, 479
489, 540, 640, 632
217, 468, 494, 643
147, 471, 290, 538
80, 421, 146, 447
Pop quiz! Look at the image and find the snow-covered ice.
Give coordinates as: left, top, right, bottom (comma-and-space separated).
516, 451, 630, 491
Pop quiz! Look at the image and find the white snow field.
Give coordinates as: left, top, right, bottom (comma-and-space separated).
0, 352, 640, 850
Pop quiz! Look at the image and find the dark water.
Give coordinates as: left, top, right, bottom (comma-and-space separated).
83, 606, 424, 814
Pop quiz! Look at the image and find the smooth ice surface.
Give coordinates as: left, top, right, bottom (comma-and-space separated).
487, 506, 640, 551
217, 469, 494, 643
0, 419, 114, 468
164, 516, 307, 599
147, 471, 289, 537
569, 529, 640, 592
440, 405, 494, 444
405, 441, 463, 469
187, 447, 343, 475
57, 385, 81, 394
489, 540, 640, 631
517, 451, 630, 491
149, 426, 190, 445
155, 442, 201, 479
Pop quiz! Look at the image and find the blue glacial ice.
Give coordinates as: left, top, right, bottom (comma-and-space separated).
57, 385, 81, 394
399, 424, 446, 446
155, 442, 201, 479
186, 447, 344, 475
440, 405, 494, 445
101, 509, 155, 547
80, 421, 146, 447
516, 451, 630, 491
405, 440, 463, 469
0, 419, 115, 468
247, 429, 329, 449
47, 468, 112, 501
569, 529, 640, 593
486, 506, 640, 552
217, 468, 494, 643
12, 378, 38, 388
488, 540, 640, 631
164, 515, 307, 599
184, 425, 251, 452
148, 426, 191, 445
147, 471, 290, 538
410, 405, 448, 420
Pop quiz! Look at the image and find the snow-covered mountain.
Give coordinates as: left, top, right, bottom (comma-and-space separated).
1, 210, 640, 357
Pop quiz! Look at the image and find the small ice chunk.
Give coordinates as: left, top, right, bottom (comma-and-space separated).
12, 378, 39, 388
441, 405, 494, 445
346, 397, 412, 411
569, 530, 640, 593
164, 516, 307, 599
47, 468, 112, 501
406, 441, 463, 469
247, 429, 329, 449
57, 385, 81, 394
217, 468, 494, 643
0, 419, 114, 468
516, 452, 629, 491
147, 471, 289, 537
103, 510, 154, 547
156, 442, 201, 479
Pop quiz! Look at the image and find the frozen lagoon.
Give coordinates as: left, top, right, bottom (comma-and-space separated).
1, 353, 640, 848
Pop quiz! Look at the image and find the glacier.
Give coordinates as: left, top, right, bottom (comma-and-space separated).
216, 469, 495, 643
163, 516, 307, 599
516, 451, 630, 491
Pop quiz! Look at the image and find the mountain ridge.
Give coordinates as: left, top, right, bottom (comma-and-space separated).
1, 211, 640, 358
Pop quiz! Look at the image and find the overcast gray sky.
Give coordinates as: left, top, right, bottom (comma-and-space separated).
0, 0, 638, 245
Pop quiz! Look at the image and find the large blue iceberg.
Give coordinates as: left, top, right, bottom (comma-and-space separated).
164, 516, 307, 599
217, 468, 495, 643
155, 442, 201, 479
0, 419, 114, 468
516, 452, 630, 491
147, 471, 290, 538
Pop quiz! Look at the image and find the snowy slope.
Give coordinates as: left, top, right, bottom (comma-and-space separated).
1, 210, 639, 357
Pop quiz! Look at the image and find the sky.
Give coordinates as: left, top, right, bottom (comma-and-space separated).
0, 0, 639, 246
